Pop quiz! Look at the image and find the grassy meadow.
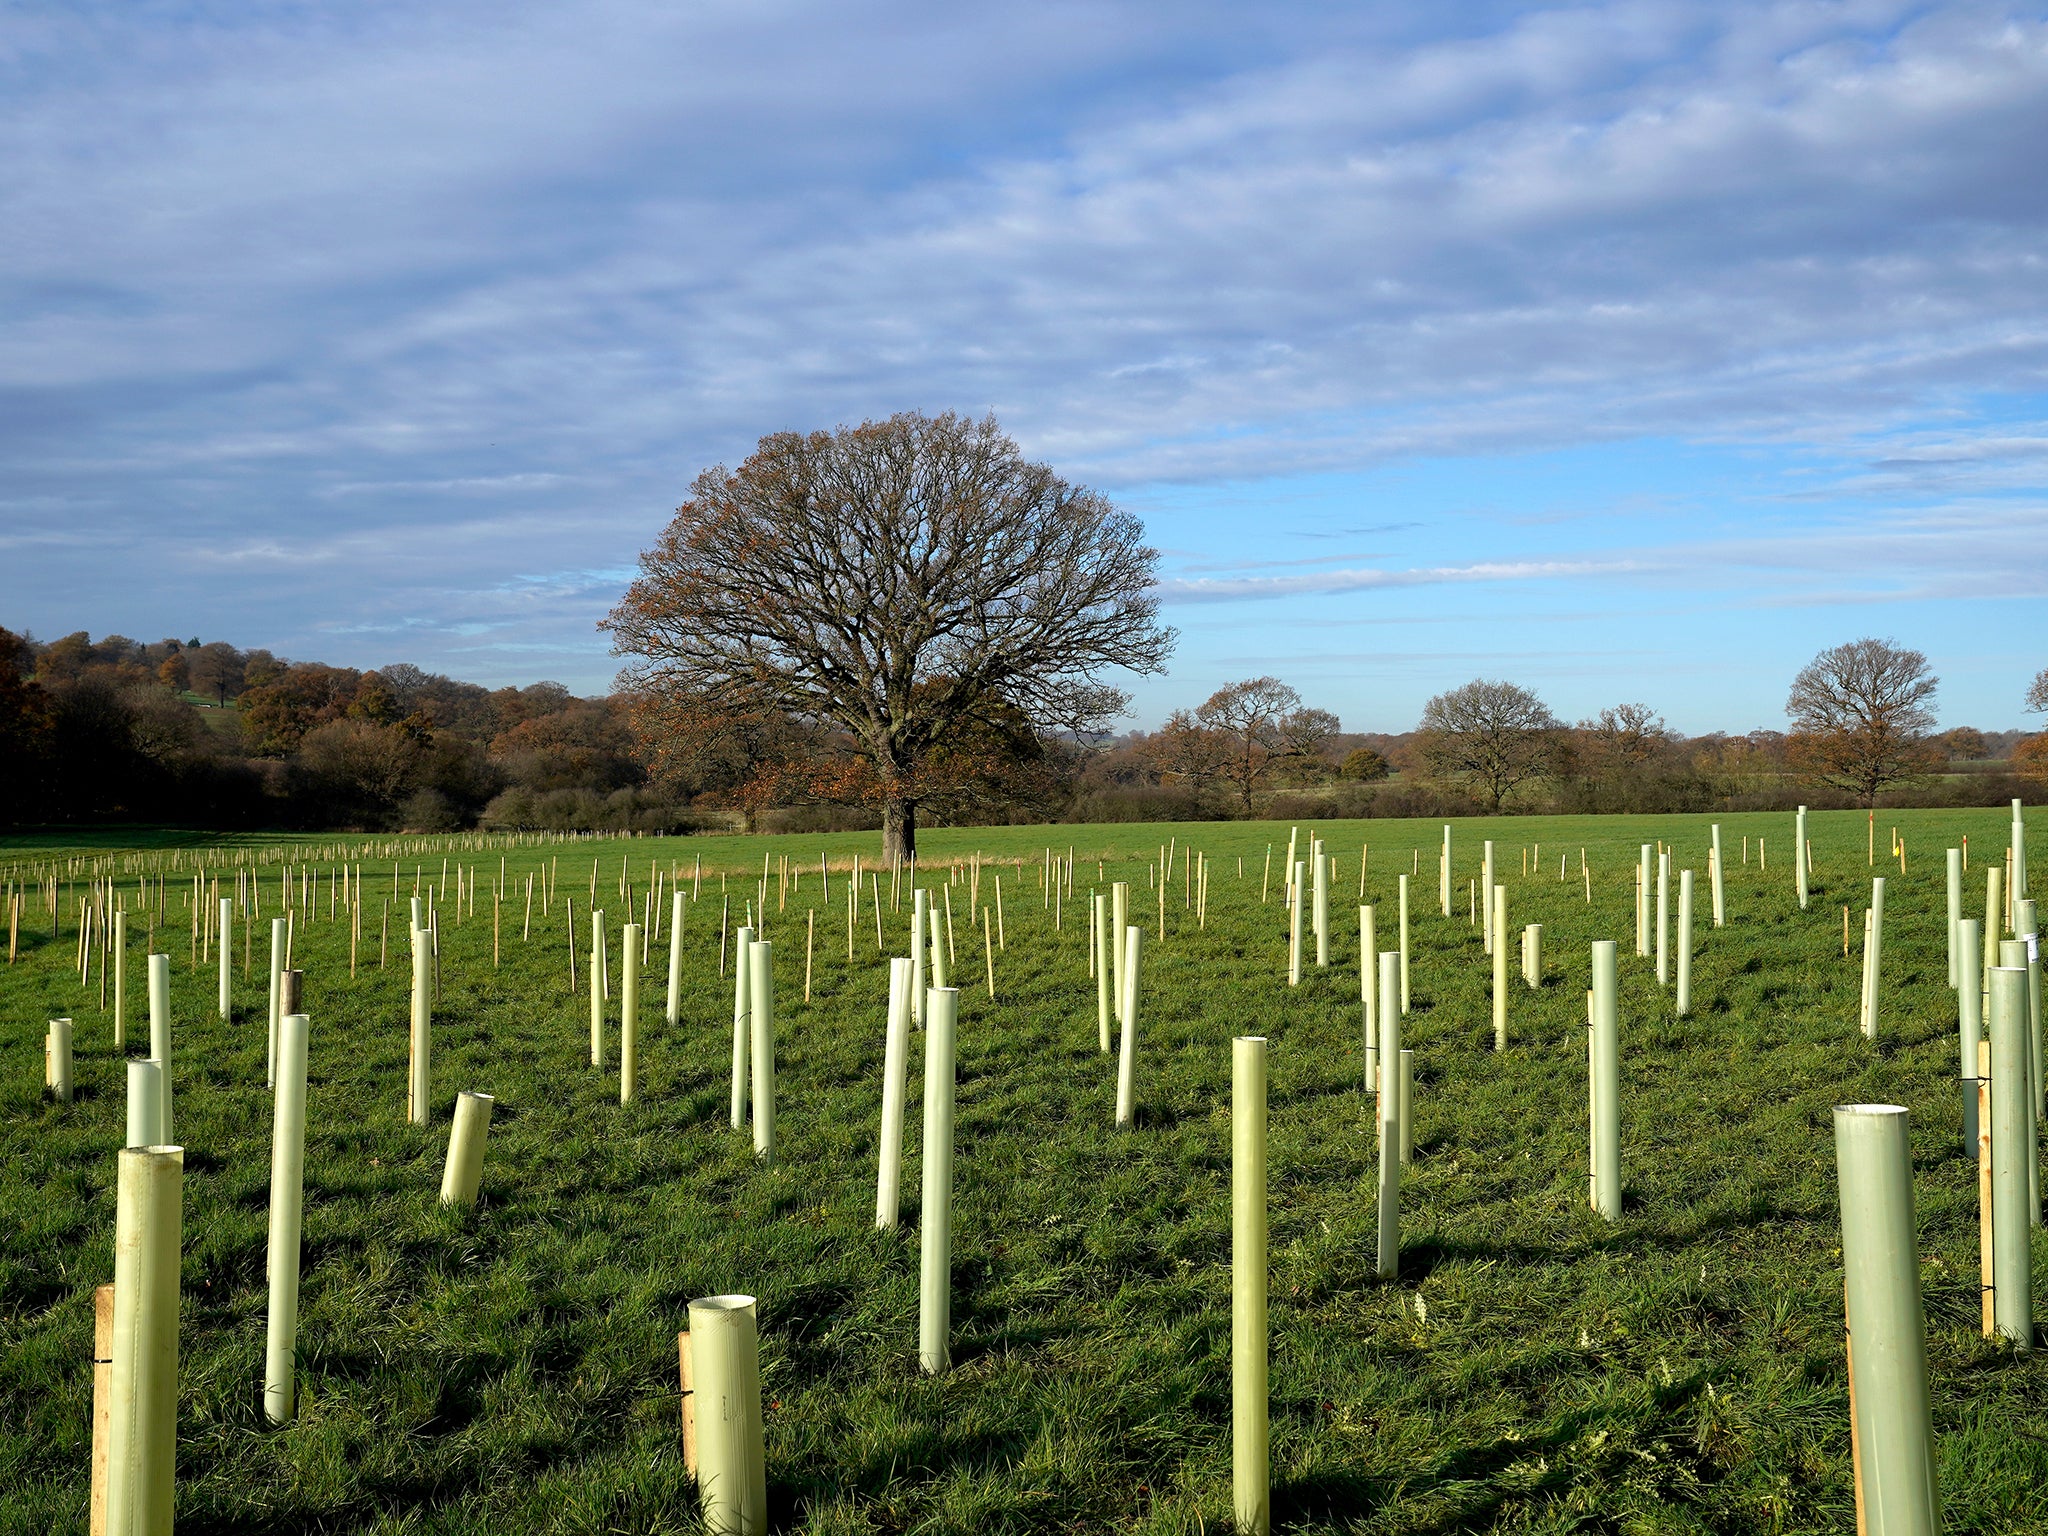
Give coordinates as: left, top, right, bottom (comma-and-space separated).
3, 807, 2044, 1534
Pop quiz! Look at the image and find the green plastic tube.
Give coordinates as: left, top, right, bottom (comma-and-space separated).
1359, 904, 1377, 1085
1117, 927, 1143, 1128
1833, 1104, 1940, 1535
620, 922, 641, 1103
730, 925, 753, 1129
588, 908, 606, 1068
910, 889, 928, 1026
1111, 882, 1129, 1023
1710, 824, 1726, 927
919, 987, 959, 1372
1864, 877, 1886, 1040
1656, 851, 1670, 986
1676, 870, 1694, 1017
113, 909, 127, 1049
1313, 852, 1330, 966
1398, 873, 1412, 1014
1958, 919, 1982, 1157
1398, 1049, 1414, 1166
47, 1017, 72, 1103
147, 953, 172, 1141
1989, 967, 2033, 1347
1946, 848, 1964, 989
217, 898, 232, 1022
928, 907, 949, 992
667, 891, 686, 1024
410, 931, 431, 1125
1590, 940, 1620, 1221
1093, 894, 1112, 1052
1376, 950, 1401, 1279
1287, 860, 1305, 986
1481, 841, 1496, 952
1796, 806, 1809, 910
266, 917, 286, 1088
440, 1089, 494, 1208
689, 1295, 768, 1536
1637, 844, 1652, 955
126, 1059, 162, 1148
106, 1144, 182, 1536
1491, 885, 1508, 1051
876, 958, 912, 1228
1232, 1035, 1269, 1536
1439, 824, 1452, 916
1999, 938, 2040, 1225
749, 940, 775, 1164
2017, 900, 2042, 1117
264, 1012, 309, 1423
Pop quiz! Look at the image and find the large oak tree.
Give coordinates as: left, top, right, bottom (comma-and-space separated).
1784, 637, 1940, 805
604, 411, 1174, 860
1415, 678, 1561, 811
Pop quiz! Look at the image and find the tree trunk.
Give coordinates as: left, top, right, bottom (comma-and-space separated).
882, 797, 916, 864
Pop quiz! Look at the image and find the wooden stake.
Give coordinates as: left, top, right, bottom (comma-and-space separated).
90, 1283, 113, 1536
678, 1332, 697, 1474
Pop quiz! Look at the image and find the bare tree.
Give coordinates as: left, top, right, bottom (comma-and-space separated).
1577, 702, 1669, 770
1189, 676, 1340, 809
604, 411, 1174, 860
1415, 679, 1561, 811
1784, 637, 1940, 805
1144, 709, 1233, 796
2027, 667, 2048, 716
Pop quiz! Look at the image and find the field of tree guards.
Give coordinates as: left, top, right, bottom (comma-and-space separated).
6, 801, 2046, 1535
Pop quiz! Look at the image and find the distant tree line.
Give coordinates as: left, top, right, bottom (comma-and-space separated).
1, 625, 2041, 832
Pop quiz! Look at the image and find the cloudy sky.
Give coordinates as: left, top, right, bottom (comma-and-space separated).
3, 0, 2045, 732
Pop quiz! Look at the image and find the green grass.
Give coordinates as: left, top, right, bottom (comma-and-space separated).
4, 809, 2045, 1534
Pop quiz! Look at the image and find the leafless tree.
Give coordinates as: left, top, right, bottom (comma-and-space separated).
1415, 678, 1561, 811
604, 411, 1174, 860
1185, 676, 1340, 809
1784, 637, 1940, 805
1578, 702, 1669, 768
2026, 667, 2048, 716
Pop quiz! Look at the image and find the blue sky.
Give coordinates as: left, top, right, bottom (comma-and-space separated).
2, 0, 2044, 733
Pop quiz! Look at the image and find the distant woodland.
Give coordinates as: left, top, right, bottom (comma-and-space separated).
0, 626, 2039, 833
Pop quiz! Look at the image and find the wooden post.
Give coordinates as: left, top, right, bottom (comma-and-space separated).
91, 1284, 113, 1536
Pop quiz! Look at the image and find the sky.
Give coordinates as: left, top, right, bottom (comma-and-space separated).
2, 0, 2045, 735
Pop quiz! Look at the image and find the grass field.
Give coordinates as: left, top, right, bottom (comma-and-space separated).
3, 807, 2044, 1534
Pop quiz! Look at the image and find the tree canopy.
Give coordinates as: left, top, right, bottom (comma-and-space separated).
604, 411, 1174, 859
1415, 678, 1561, 810
1784, 638, 1940, 805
